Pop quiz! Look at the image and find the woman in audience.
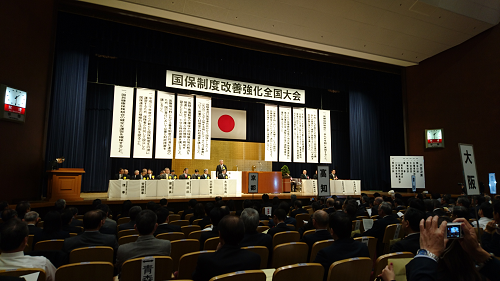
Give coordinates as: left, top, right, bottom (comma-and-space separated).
33, 210, 70, 245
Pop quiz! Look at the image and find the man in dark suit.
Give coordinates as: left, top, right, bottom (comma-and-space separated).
192, 216, 260, 281
325, 198, 336, 214
312, 170, 318, 179
61, 209, 83, 234
199, 207, 225, 250
390, 207, 425, 255
200, 169, 211, 179
23, 211, 42, 236
154, 207, 182, 236
131, 170, 141, 180
300, 170, 309, 179
301, 210, 332, 259
370, 197, 383, 217
215, 160, 227, 178
361, 201, 399, 256
62, 210, 118, 259
290, 200, 308, 218
178, 168, 191, 179
267, 209, 295, 237
217, 169, 228, 179
314, 212, 370, 281
181, 199, 197, 220
239, 208, 272, 252
329, 169, 338, 180
115, 210, 171, 274
114, 168, 125, 180
431, 199, 447, 217
96, 204, 117, 235
118, 206, 142, 231
67, 207, 83, 228
191, 169, 201, 179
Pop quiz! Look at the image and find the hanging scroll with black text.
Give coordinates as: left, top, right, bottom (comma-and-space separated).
293, 108, 305, 163
155, 91, 175, 159
279, 106, 292, 162
265, 104, 278, 162
175, 95, 194, 159
110, 86, 134, 158
133, 88, 155, 158
194, 96, 211, 160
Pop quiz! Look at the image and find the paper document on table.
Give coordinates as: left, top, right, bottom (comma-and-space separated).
20, 272, 39, 281
362, 219, 374, 231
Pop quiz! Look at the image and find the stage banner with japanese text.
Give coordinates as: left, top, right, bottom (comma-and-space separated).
319, 109, 332, 163
175, 95, 194, 159
306, 108, 318, 163
279, 106, 292, 162
194, 96, 211, 160
265, 104, 278, 162
133, 88, 155, 158
110, 86, 134, 158
293, 107, 306, 163
155, 91, 175, 159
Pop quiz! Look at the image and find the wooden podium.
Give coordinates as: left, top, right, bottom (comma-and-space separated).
242, 171, 283, 194
46, 168, 85, 201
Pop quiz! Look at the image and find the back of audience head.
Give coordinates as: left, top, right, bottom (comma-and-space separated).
23, 211, 39, 225
194, 203, 205, 218
43, 211, 63, 233
61, 209, 74, 226
278, 201, 291, 215
209, 207, 224, 226
0, 219, 28, 252
240, 208, 259, 233
395, 199, 404, 207
242, 199, 253, 209
442, 194, 452, 204
159, 198, 168, 207
188, 199, 197, 209
146, 201, 159, 212
262, 194, 269, 202
432, 199, 441, 209
312, 210, 328, 229
329, 212, 351, 239
68, 207, 79, 217
156, 207, 169, 224
424, 199, 433, 212
478, 202, 493, 219
83, 210, 104, 230
219, 216, 245, 245
408, 198, 425, 212
121, 200, 132, 216
344, 204, 357, 219
205, 202, 215, 216
312, 201, 321, 212
272, 196, 280, 206
373, 192, 381, 198
129, 206, 142, 221
273, 208, 287, 222
0, 201, 9, 211
135, 210, 157, 235
452, 205, 469, 219
54, 199, 66, 212
15, 201, 30, 219
362, 196, 370, 205
333, 200, 342, 211
379, 202, 392, 216
457, 196, 470, 209
226, 200, 235, 211
92, 199, 102, 209
416, 193, 424, 200
2, 209, 18, 223
294, 200, 302, 209
403, 208, 425, 233
326, 198, 334, 207
96, 203, 110, 216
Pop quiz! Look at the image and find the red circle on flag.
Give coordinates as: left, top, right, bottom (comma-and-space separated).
218, 115, 235, 132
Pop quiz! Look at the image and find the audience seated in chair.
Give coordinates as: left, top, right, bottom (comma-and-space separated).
118, 206, 142, 231
23, 211, 42, 236
290, 200, 308, 218
61, 209, 83, 234
0, 219, 56, 281
199, 207, 228, 250
15, 202, 30, 220
115, 210, 171, 274
192, 216, 260, 281
154, 207, 182, 236
238, 208, 272, 252
298, 202, 322, 236
33, 211, 70, 245
314, 211, 369, 281
481, 201, 500, 257
181, 199, 197, 220
67, 207, 83, 228
390, 207, 425, 255
359, 201, 399, 256
267, 209, 295, 237
472, 202, 494, 230
95, 204, 117, 235
300, 210, 332, 258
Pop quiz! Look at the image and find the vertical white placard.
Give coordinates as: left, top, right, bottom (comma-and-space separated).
279, 106, 292, 162
175, 95, 194, 159
194, 96, 211, 160
265, 104, 278, 162
293, 108, 305, 163
319, 110, 332, 163
155, 92, 175, 159
306, 108, 318, 163
110, 86, 134, 157
459, 144, 480, 195
141, 257, 155, 281
133, 88, 155, 158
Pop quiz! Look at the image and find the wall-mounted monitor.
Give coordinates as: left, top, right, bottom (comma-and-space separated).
425, 128, 444, 148
1, 84, 26, 123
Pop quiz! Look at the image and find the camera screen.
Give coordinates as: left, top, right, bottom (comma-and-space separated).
447, 226, 461, 238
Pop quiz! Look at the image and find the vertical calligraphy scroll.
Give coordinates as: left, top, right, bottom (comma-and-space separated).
155, 91, 175, 159
319, 110, 332, 163
293, 107, 305, 163
175, 95, 194, 159
110, 86, 134, 157
279, 106, 292, 162
265, 104, 278, 162
133, 88, 155, 158
306, 108, 318, 163
194, 96, 211, 160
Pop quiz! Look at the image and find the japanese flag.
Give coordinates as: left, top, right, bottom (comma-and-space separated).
211, 108, 246, 140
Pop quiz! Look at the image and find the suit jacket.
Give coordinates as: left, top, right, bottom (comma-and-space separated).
200, 174, 211, 179
199, 227, 219, 250
284, 216, 297, 226
192, 174, 202, 179
28, 225, 43, 236
290, 208, 308, 218
312, 174, 318, 179
300, 174, 309, 179
325, 207, 336, 215
390, 232, 420, 255
215, 164, 227, 177
267, 222, 295, 237
118, 220, 136, 231
301, 229, 333, 259
239, 231, 273, 252
63, 231, 118, 257
329, 173, 337, 180
131, 174, 142, 180
114, 173, 124, 180
481, 231, 500, 256
361, 214, 400, 256
314, 238, 370, 281
100, 218, 117, 235
153, 223, 182, 236
217, 173, 228, 179
178, 173, 191, 179
115, 235, 171, 273
192, 244, 260, 281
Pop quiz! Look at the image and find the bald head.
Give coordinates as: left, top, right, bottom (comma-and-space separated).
312, 210, 329, 229
326, 198, 335, 207
374, 197, 383, 205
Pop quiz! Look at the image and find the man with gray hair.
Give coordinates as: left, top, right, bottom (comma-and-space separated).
23, 211, 42, 236
54, 199, 66, 212
238, 208, 272, 252
361, 201, 399, 257
300, 210, 332, 257
201, 169, 211, 179
370, 197, 383, 217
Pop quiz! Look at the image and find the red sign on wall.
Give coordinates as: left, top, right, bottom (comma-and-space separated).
4, 104, 25, 115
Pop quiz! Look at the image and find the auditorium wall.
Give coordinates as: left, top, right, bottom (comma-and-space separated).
0, 0, 56, 202
406, 24, 500, 195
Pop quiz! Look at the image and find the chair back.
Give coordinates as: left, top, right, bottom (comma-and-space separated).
69, 246, 114, 264
70, 233, 78, 237
192, 218, 203, 225
188, 230, 203, 240
24, 234, 34, 253
55, 262, 114, 281
374, 252, 414, 277
259, 220, 269, 226
272, 242, 308, 268
118, 229, 138, 239
117, 217, 131, 225
295, 214, 310, 230
351, 220, 365, 233
272, 231, 300, 248
168, 214, 181, 222
204, 237, 220, 250
33, 239, 64, 251
241, 246, 268, 269
75, 215, 84, 220
309, 239, 334, 262
356, 216, 369, 219
382, 224, 404, 254
209, 270, 266, 281
184, 213, 194, 222
273, 263, 324, 281
156, 232, 185, 242
0, 268, 45, 281
181, 225, 201, 238
256, 226, 269, 233
177, 250, 215, 279
353, 236, 378, 262
170, 220, 189, 227
170, 239, 200, 270
120, 256, 173, 281
327, 257, 372, 281
37, 221, 44, 228
178, 210, 184, 216
302, 229, 315, 237
118, 235, 139, 245
286, 224, 295, 228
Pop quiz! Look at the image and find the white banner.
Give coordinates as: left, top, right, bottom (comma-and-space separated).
194, 96, 211, 160
155, 92, 175, 159
110, 86, 134, 158
175, 95, 194, 159
390, 156, 425, 189
293, 108, 305, 163
133, 88, 155, 158
166, 70, 305, 104
459, 144, 480, 195
265, 104, 278, 162
306, 108, 318, 163
319, 110, 332, 163
279, 106, 292, 162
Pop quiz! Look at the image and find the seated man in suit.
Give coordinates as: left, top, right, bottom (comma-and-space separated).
61, 209, 83, 234
200, 169, 211, 179
472, 202, 494, 230
62, 210, 118, 260
217, 169, 228, 179
360, 201, 399, 257
170, 170, 177, 179
329, 169, 338, 180
157, 170, 166, 179
23, 211, 42, 236
300, 170, 309, 180
192, 216, 260, 281
115, 210, 171, 274
96, 204, 117, 235
431, 199, 446, 217
390, 207, 425, 255
301, 210, 332, 258
199, 207, 227, 250
0, 219, 57, 281
482, 201, 500, 256
131, 170, 141, 180
68, 207, 84, 228
325, 198, 336, 214
314, 212, 370, 281
290, 200, 308, 218
370, 197, 383, 217
154, 207, 182, 236
178, 168, 191, 179
164, 168, 171, 179
118, 206, 142, 231
15, 201, 30, 220
238, 208, 272, 252
181, 199, 197, 220
114, 168, 124, 180
192, 169, 201, 179
267, 209, 295, 237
